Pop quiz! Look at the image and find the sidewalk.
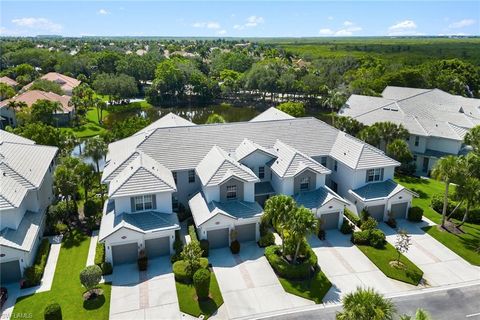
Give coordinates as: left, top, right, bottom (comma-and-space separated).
86, 230, 99, 266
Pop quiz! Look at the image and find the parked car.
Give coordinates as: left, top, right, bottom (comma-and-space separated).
0, 287, 7, 308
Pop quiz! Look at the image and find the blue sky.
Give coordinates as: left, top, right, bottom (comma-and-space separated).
1, 1, 479, 37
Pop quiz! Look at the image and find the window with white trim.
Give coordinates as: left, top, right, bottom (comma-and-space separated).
365, 168, 384, 183
134, 194, 153, 211
226, 185, 237, 199
258, 166, 265, 179
300, 177, 309, 191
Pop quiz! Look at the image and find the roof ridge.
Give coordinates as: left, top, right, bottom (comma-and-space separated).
393, 88, 435, 102
0, 161, 36, 187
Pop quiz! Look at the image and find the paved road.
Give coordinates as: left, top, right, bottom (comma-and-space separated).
260, 284, 480, 320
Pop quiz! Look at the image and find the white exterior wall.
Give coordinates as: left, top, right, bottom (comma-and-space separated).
1, 203, 26, 230
173, 169, 202, 206
315, 174, 326, 189
203, 186, 220, 203
239, 151, 274, 182
315, 199, 346, 229
271, 172, 294, 195
197, 216, 260, 243
351, 189, 414, 221
113, 191, 173, 214
426, 137, 462, 155
407, 135, 427, 153
244, 182, 255, 202
328, 160, 355, 196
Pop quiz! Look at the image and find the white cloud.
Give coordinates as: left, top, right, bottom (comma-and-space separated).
11, 17, 62, 33
319, 22, 362, 36
388, 20, 418, 35
192, 21, 221, 29
234, 16, 264, 30
217, 29, 227, 35
343, 20, 353, 27
98, 9, 109, 15
319, 28, 334, 35
448, 19, 476, 29
327, 16, 334, 21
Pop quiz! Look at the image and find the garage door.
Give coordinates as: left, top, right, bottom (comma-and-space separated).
236, 223, 256, 242
207, 228, 229, 249
145, 237, 170, 258
320, 212, 340, 230
1, 260, 21, 284
391, 202, 408, 219
368, 205, 385, 221
112, 242, 138, 265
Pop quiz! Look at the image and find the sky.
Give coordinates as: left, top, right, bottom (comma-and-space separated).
0, 1, 479, 37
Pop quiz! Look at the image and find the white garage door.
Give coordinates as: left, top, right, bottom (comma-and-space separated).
112, 242, 138, 265
207, 228, 229, 249
145, 237, 170, 258
320, 212, 340, 230
391, 202, 408, 219
0, 260, 21, 284
368, 205, 385, 221
236, 223, 256, 242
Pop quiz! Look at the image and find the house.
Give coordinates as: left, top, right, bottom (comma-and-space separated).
23, 72, 81, 96
340, 86, 480, 175
0, 130, 58, 284
0, 76, 19, 88
0, 90, 75, 127
100, 109, 415, 265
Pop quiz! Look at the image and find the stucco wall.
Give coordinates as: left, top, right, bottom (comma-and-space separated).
172, 169, 202, 206
114, 191, 173, 214
426, 137, 462, 155
219, 178, 244, 202
238, 151, 274, 182
293, 169, 317, 194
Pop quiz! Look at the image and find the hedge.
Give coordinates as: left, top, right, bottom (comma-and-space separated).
431, 194, 480, 223
264, 245, 318, 280
407, 206, 424, 222
344, 208, 361, 227
188, 225, 199, 243
340, 219, 354, 234
24, 238, 51, 288
258, 231, 275, 247
193, 268, 211, 300
173, 258, 209, 283
351, 229, 386, 249
94, 243, 105, 266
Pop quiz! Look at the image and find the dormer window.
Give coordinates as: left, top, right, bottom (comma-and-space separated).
366, 168, 384, 183
226, 185, 237, 200
258, 166, 265, 179
300, 177, 310, 191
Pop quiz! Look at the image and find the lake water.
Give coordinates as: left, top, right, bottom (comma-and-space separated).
71, 141, 106, 171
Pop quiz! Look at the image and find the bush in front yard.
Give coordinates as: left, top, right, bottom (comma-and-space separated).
264, 245, 318, 280
137, 250, 148, 271
188, 225, 199, 243
340, 219, 354, 234
79, 265, 102, 293
408, 206, 424, 222
369, 229, 386, 249
230, 240, 240, 254
100, 262, 112, 275
23, 238, 51, 288
173, 258, 209, 283
200, 239, 209, 257
258, 231, 275, 247
193, 268, 211, 300
360, 217, 378, 231
94, 243, 105, 266
344, 208, 362, 227
351, 230, 370, 245
44, 302, 62, 320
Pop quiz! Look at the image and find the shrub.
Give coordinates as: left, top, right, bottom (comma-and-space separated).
360, 209, 371, 222
259, 221, 269, 237
100, 262, 112, 275
94, 243, 105, 266
44, 302, 62, 320
431, 193, 455, 214
84, 199, 101, 222
138, 250, 148, 271
230, 240, 240, 254
369, 229, 386, 248
200, 239, 209, 257
23, 239, 51, 288
264, 245, 317, 280
344, 208, 362, 227
188, 225, 199, 243
173, 258, 209, 283
173, 230, 183, 255
340, 219, 354, 234
79, 265, 102, 292
408, 206, 424, 222
181, 241, 203, 278
361, 217, 378, 231
258, 231, 275, 247
193, 268, 211, 300
351, 230, 370, 245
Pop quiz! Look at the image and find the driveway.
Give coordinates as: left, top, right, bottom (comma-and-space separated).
209, 241, 313, 319
309, 230, 414, 303
109, 256, 180, 320
379, 219, 480, 286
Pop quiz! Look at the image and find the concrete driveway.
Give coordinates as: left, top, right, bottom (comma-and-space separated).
209, 241, 313, 319
109, 256, 180, 320
310, 230, 414, 303
379, 219, 480, 286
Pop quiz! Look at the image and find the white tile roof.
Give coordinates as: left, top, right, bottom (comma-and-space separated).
136, 112, 195, 135
250, 107, 294, 122
0, 210, 44, 251
196, 146, 259, 187
235, 138, 276, 161
0, 130, 35, 145
342, 86, 480, 141
270, 140, 330, 178
108, 152, 176, 198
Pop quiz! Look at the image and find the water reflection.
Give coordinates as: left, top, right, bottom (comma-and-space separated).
71, 141, 106, 171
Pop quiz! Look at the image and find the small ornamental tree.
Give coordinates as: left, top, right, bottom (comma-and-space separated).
181, 241, 203, 278
79, 265, 102, 294
394, 229, 412, 264
193, 268, 211, 300
44, 302, 62, 320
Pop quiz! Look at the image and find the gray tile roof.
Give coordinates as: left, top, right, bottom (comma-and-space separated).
235, 138, 276, 161
295, 186, 348, 210
0, 210, 44, 251
108, 152, 176, 197
137, 112, 196, 135
250, 107, 294, 122
196, 146, 259, 187
349, 179, 417, 201
0, 130, 35, 145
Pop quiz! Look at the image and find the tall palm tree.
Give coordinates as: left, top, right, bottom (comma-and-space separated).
464, 125, 480, 154
325, 89, 345, 126
336, 287, 396, 320
84, 136, 108, 202
289, 206, 318, 263
431, 156, 460, 228
373, 122, 409, 151
263, 195, 297, 253
358, 126, 381, 148
455, 176, 480, 227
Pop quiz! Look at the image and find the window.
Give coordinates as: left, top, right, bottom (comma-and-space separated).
258, 166, 265, 179
134, 195, 153, 212
321, 156, 327, 167
365, 168, 384, 182
172, 195, 179, 211
334, 160, 338, 172
414, 136, 420, 147
188, 170, 195, 183
226, 185, 237, 199
300, 177, 309, 191
173, 172, 177, 184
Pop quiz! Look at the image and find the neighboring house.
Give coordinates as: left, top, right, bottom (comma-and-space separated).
100, 109, 415, 265
0, 90, 75, 127
0, 76, 19, 88
249, 107, 294, 122
341, 86, 480, 175
0, 130, 58, 284
23, 72, 81, 96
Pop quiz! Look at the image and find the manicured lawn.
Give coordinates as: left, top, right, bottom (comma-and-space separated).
13, 231, 111, 320
175, 271, 224, 319
85, 108, 110, 124
357, 243, 424, 285
395, 174, 480, 266
278, 271, 332, 303
60, 123, 106, 138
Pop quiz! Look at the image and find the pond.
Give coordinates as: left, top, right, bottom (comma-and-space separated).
71, 141, 106, 171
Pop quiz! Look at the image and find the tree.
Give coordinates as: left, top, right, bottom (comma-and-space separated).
263, 195, 297, 253
110, 116, 151, 141
180, 241, 203, 278
371, 122, 409, 151
464, 125, 480, 154
333, 116, 364, 136
336, 287, 396, 320
84, 136, 107, 173
193, 268, 211, 300
92, 73, 138, 104
206, 113, 225, 124
358, 126, 381, 148
288, 206, 318, 263
28, 79, 64, 95
9, 122, 70, 152
0, 83, 16, 100
431, 156, 460, 228
400, 309, 431, 320
324, 89, 346, 125
387, 139, 414, 173
394, 229, 411, 264
76, 163, 96, 201
277, 101, 305, 117
54, 157, 81, 216
30, 99, 62, 125
79, 265, 102, 294
454, 156, 480, 227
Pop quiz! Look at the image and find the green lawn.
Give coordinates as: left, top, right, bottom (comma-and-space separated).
395, 174, 480, 266
13, 231, 111, 320
357, 243, 424, 285
278, 271, 332, 303
175, 271, 224, 319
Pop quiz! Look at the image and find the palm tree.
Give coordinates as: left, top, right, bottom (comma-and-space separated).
455, 176, 480, 227
400, 309, 431, 320
431, 155, 460, 228
325, 89, 345, 126
358, 126, 381, 148
464, 125, 480, 154
289, 206, 318, 263
336, 287, 396, 320
84, 136, 108, 202
263, 195, 297, 253
373, 122, 409, 151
